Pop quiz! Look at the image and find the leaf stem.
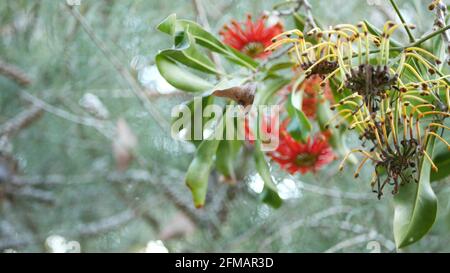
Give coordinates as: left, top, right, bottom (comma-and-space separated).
410, 25, 450, 47
363, 25, 450, 56
389, 0, 415, 43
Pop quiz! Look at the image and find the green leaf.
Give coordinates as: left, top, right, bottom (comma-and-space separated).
253, 76, 290, 107
286, 93, 311, 143
292, 12, 305, 32
156, 14, 176, 35
393, 137, 438, 248
185, 138, 221, 208
266, 61, 296, 74
225, 46, 259, 70
284, 74, 311, 142
215, 139, 242, 181
254, 140, 283, 208
160, 28, 221, 75
157, 14, 258, 70
431, 150, 450, 182
155, 54, 213, 92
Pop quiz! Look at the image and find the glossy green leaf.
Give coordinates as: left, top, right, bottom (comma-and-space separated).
225, 46, 259, 70
160, 28, 221, 74
253, 76, 291, 107
284, 74, 311, 142
286, 92, 311, 142
157, 14, 258, 70
266, 61, 296, 74
155, 54, 213, 92
431, 150, 450, 182
254, 140, 282, 208
185, 138, 221, 208
156, 13, 176, 35
393, 137, 438, 248
215, 139, 242, 181
292, 12, 305, 32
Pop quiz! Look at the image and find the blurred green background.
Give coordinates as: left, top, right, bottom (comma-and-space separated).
0, 0, 449, 253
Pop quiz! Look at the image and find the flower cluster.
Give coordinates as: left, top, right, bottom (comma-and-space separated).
268, 21, 450, 198
223, 15, 336, 175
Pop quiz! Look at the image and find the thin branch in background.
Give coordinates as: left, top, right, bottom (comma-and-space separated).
0, 209, 137, 251
258, 206, 353, 250
20, 90, 114, 139
291, 176, 374, 200
0, 58, 31, 87
324, 232, 378, 253
258, 0, 318, 69
310, 222, 395, 252
7, 187, 55, 205
410, 25, 450, 47
299, 0, 317, 30
274, 0, 317, 29
389, 0, 415, 42
107, 169, 219, 232
66, 5, 170, 131
76, 209, 136, 238
0, 106, 43, 137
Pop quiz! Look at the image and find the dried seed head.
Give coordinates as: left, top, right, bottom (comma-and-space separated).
345, 64, 398, 113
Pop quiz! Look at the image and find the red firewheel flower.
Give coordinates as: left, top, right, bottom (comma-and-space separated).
219, 14, 283, 59
267, 125, 335, 175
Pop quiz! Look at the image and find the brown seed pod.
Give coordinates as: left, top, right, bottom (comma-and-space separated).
212, 83, 257, 107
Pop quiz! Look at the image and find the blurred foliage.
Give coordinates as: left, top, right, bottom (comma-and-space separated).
0, 0, 449, 253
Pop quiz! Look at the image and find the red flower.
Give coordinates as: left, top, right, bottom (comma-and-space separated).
267, 124, 335, 175
220, 14, 283, 59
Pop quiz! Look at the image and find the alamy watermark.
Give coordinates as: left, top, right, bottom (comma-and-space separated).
171, 97, 280, 151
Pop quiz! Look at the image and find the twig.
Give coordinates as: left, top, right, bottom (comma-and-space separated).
0, 210, 137, 250
0, 58, 32, 87
259, 206, 353, 250
389, 0, 415, 42
311, 222, 395, 252
20, 90, 114, 139
291, 176, 373, 200
7, 187, 55, 205
301, 0, 317, 30
324, 232, 377, 253
274, 0, 317, 29
76, 209, 136, 237
410, 24, 450, 47
257, 0, 319, 70
0, 106, 43, 137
